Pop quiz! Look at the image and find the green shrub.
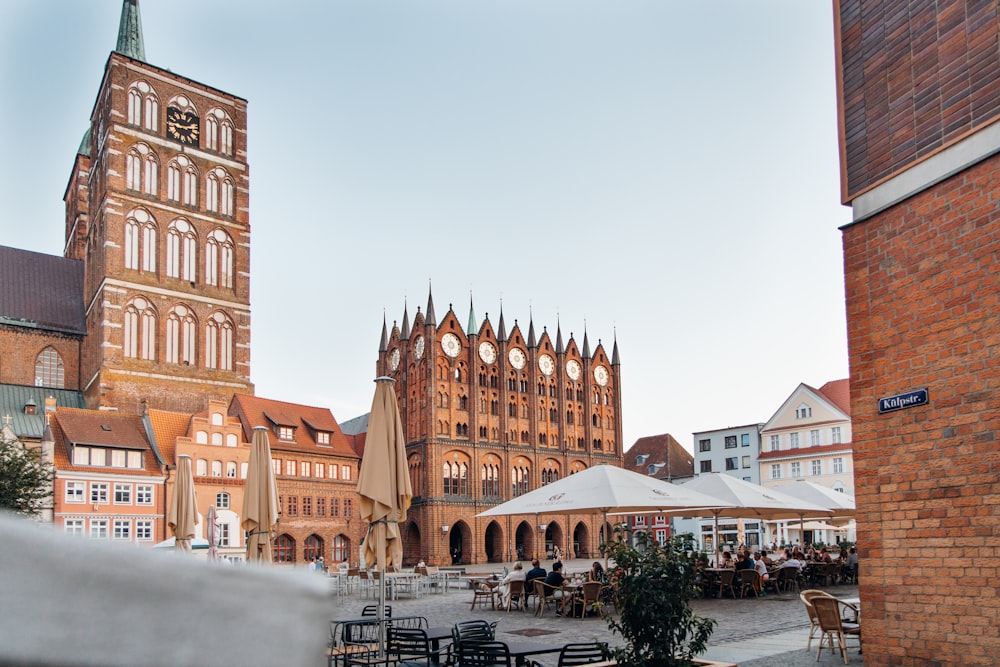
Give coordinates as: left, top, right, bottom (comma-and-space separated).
605, 530, 716, 667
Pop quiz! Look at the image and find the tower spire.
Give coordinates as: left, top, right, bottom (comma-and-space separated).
400, 299, 410, 340
467, 293, 477, 335
116, 0, 146, 62
425, 282, 437, 326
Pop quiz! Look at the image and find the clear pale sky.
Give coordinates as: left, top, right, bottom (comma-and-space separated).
0, 1, 851, 452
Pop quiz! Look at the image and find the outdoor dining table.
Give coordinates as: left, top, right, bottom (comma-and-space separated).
501, 638, 565, 667
425, 626, 452, 662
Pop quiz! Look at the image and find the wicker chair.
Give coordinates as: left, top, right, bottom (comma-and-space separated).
502, 578, 526, 612
532, 579, 561, 617
576, 581, 604, 618
811, 595, 861, 663
715, 569, 737, 599
777, 565, 801, 594
739, 569, 761, 598
470, 581, 496, 611
799, 589, 836, 650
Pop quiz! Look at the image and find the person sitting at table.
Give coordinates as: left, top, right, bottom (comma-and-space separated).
588, 561, 608, 585
498, 562, 525, 607
753, 551, 770, 587
734, 552, 753, 572
542, 561, 571, 614
779, 550, 804, 571
719, 551, 734, 568
525, 559, 546, 592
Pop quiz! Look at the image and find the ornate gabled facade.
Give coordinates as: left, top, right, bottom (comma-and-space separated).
64, 0, 253, 414
377, 289, 623, 565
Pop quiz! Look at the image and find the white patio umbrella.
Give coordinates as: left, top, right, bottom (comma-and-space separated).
476, 464, 736, 564
675, 474, 833, 558
773, 480, 855, 543
774, 480, 856, 516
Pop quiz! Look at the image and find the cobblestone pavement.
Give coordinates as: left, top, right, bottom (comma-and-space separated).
322, 560, 863, 666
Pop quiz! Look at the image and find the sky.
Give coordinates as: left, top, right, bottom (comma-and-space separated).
0, 1, 851, 453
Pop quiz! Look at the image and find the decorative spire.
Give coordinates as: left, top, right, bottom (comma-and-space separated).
555, 317, 564, 354
497, 306, 507, 342
379, 314, 388, 352
582, 328, 591, 358
527, 318, 537, 349
400, 300, 410, 340
425, 282, 436, 326
612, 328, 620, 365
115, 0, 146, 62
467, 293, 477, 335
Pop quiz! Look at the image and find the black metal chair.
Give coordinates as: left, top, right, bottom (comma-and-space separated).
456, 640, 512, 667
328, 619, 380, 667
387, 626, 450, 667
557, 642, 609, 667
361, 604, 392, 618
389, 615, 428, 630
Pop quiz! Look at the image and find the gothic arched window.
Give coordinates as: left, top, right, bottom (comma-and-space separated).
127, 81, 158, 131
123, 297, 156, 360
34, 347, 64, 388
204, 228, 234, 288
205, 311, 234, 371
166, 305, 197, 366
166, 219, 197, 281
124, 208, 157, 273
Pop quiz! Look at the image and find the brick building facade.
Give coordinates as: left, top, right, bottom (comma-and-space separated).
835, 2, 1000, 663
377, 293, 623, 566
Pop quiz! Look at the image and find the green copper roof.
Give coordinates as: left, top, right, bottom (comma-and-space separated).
77, 127, 91, 157
116, 0, 146, 62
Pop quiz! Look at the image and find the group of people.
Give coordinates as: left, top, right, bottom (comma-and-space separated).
495, 558, 610, 614
711, 544, 859, 591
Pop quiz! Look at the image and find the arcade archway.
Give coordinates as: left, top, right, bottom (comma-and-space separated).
484, 521, 504, 563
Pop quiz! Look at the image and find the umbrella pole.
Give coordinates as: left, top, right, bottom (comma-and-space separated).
378, 572, 386, 658
713, 512, 720, 566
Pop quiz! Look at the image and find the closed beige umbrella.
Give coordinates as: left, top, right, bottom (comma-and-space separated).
357, 377, 412, 651
358, 377, 412, 572
242, 427, 280, 563
168, 455, 199, 553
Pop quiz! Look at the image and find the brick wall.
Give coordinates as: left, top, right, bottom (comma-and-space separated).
836, 0, 1000, 200
0, 327, 81, 390
842, 153, 1000, 664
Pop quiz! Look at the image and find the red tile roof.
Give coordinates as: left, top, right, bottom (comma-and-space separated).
228, 394, 358, 458
623, 433, 694, 480
816, 379, 851, 416
146, 409, 193, 465
51, 408, 159, 476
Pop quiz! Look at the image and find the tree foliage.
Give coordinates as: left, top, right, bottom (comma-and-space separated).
0, 431, 54, 517
605, 530, 716, 667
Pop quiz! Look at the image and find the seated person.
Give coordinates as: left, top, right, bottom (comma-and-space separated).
525, 559, 547, 591
753, 551, 770, 586
734, 552, 753, 571
542, 561, 570, 613
719, 551, 734, 568
588, 561, 608, 584
497, 562, 525, 607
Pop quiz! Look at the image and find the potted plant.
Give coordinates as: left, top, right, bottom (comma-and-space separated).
604, 530, 720, 667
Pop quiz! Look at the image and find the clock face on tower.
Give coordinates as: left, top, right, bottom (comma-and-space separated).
508, 348, 526, 369
478, 341, 497, 364
594, 365, 610, 386
389, 348, 400, 371
441, 333, 461, 358
413, 336, 424, 360
166, 107, 200, 145
539, 354, 555, 376
566, 359, 581, 381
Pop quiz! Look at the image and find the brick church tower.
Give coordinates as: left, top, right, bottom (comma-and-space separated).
376, 288, 623, 566
65, 0, 253, 414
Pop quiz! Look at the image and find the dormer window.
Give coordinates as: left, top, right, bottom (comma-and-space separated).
277, 426, 294, 441
23, 401, 37, 415
317, 432, 331, 445
635, 454, 649, 466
